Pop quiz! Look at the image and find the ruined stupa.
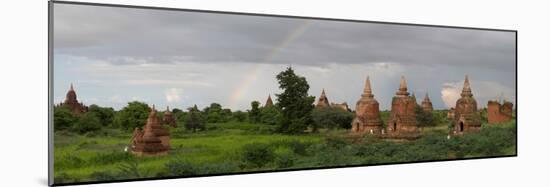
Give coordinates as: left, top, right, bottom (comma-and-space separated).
351, 76, 383, 133
387, 76, 418, 133
421, 93, 434, 113
452, 76, 481, 134
131, 105, 170, 156
487, 100, 513, 124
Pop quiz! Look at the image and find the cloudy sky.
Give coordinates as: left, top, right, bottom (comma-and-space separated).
53, 3, 516, 111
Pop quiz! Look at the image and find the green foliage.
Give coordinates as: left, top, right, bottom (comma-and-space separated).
54, 106, 77, 131
91, 152, 133, 165
260, 106, 282, 125
232, 110, 248, 122
117, 159, 144, 178
165, 160, 239, 177
240, 143, 275, 168
185, 105, 206, 132
165, 159, 197, 176
87, 104, 115, 127
311, 107, 354, 131
275, 67, 316, 134
415, 105, 436, 127
113, 101, 150, 130
203, 103, 232, 123
248, 101, 261, 123
73, 112, 102, 134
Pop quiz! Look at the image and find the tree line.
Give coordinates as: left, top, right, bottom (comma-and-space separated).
55, 66, 445, 135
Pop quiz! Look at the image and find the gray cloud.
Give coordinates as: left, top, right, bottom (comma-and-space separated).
54, 4, 515, 72
53, 3, 516, 111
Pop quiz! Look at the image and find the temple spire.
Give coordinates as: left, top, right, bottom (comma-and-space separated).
265, 94, 274, 107
461, 75, 473, 97
316, 89, 330, 107
166, 106, 170, 112
395, 76, 410, 96
70, 83, 74, 91
423, 93, 431, 102
399, 76, 407, 91
363, 76, 372, 96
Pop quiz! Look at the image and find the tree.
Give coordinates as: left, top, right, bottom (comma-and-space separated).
185, 105, 205, 132
275, 67, 316, 133
232, 110, 248, 122
113, 101, 150, 130
311, 107, 353, 131
87, 104, 115, 127
53, 106, 77, 131
260, 106, 282, 126
415, 105, 436, 127
248, 101, 261, 123
204, 103, 232, 123
73, 112, 102, 134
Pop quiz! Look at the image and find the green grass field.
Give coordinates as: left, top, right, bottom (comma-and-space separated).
53, 120, 516, 184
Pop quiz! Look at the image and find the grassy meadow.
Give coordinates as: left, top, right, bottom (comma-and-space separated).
54, 115, 516, 184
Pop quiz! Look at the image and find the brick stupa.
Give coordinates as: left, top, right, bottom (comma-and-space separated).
316, 89, 330, 108
265, 95, 274, 107
162, 106, 177, 128
351, 76, 383, 133
487, 100, 513, 124
387, 76, 418, 133
131, 105, 170, 156
60, 83, 87, 114
421, 93, 434, 113
452, 76, 481, 134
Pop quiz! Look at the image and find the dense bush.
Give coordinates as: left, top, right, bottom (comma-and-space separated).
87, 104, 116, 127
248, 101, 261, 123
232, 110, 248, 122
311, 107, 354, 131
73, 112, 102, 134
260, 106, 282, 126
240, 143, 275, 168
164, 159, 238, 177
185, 105, 206, 132
415, 105, 436, 127
113, 101, 150, 130
54, 106, 77, 131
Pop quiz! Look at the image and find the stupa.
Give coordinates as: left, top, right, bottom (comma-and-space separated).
387, 76, 418, 133
351, 76, 383, 133
452, 76, 481, 134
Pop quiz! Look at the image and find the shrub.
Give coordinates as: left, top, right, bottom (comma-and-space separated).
90, 171, 117, 181
92, 152, 133, 165
53, 106, 77, 131
240, 143, 275, 168
311, 107, 353, 131
73, 112, 102, 134
275, 152, 296, 168
165, 159, 198, 177
260, 106, 282, 125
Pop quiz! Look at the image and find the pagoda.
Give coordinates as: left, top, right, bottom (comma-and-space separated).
452, 76, 481, 134
131, 105, 170, 156
421, 93, 434, 113
316, 89, 330, 107
387, 76, 418, 133
351, 76, 383, 133
265, 95, 274, 107
60, 83, 87, 114
162, 106, 177, 128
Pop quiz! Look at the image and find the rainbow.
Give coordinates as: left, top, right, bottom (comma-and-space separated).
228, 20, 312, 108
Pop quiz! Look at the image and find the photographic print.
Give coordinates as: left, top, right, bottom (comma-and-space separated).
50, 1, 517, 185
